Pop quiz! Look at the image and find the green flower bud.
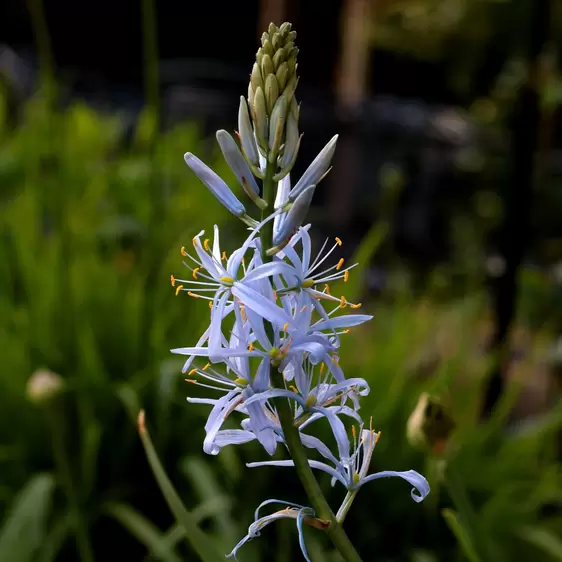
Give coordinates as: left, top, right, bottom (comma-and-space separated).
286, 30, 297, 43
276, 62, 289, 91
272, 48, 285, 71
251, 63, 264, 93
238, 96, 259, 167
256, 47, 264, 66
260, 54, 274, 81
268, 22, 278, 36
268, 94, 288, 160
261, 32, 270, 45
253, 86, 268, 151
282, 74, 298, 103
278, 111, 299, 171
279, 22, 292, 36
272, 31, 283, 51
265, 74, 279, 115
262, 39, 274, 57
287, 55, 297, 77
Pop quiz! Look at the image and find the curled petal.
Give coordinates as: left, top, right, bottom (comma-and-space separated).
361, 469, 430, 503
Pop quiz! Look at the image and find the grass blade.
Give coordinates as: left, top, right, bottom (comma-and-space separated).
137, 410, 224, 562
442, 509, 482, 562
0, 473, 55, 562
103, 501, 182, 562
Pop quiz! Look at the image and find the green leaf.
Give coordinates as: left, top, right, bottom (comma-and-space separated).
518, 525, 562, 561
137, 411, 224, 562
37, 513, 72, 562
0, 473, 55, 562
442, 509, 482, 562
103, 501, 182, 562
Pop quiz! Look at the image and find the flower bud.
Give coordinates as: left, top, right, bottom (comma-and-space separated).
251, 63, 264, 93
276, 111, 300, 174
268, 22, 277, 36
268, 95, 288, 160
260, 54, 274, 81
216, 130, 266, 210
272, 48, 285, 71
406, 393, 455, 455
265, 74, 279, 114
271, 185, 315, 251
184, 153, 246, 217
262, 39, 273, 56
253, 87, 269, 150
289, 135, 338, 202
238, 96, 259, 166
276, 62, 289, 91
27, 369, 64, 404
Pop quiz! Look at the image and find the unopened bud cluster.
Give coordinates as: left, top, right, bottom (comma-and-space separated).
243, 22, 300, 174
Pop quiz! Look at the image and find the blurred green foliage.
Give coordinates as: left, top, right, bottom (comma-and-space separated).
0, 87, 560, 562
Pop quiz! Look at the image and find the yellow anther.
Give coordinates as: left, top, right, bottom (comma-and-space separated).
340, 295, 348, 308
187, 291, 200, 299
273, 291, 278, 301
353, 472, 360, 485
376, 431, 381, 444
302, 279, 314, 288
220, 276, 234, 285
335, 237, 342, 246
175, 284, 184, 296
324, 284, 331, 295
350, 302, 362, 309
344, 271, 349, 282
192, 267, 200, 279
248, 343, 254, 352
192, 236, 198, 246
336, 258, 344, 271
283, 322, 289, 332
221, 251, 227, 260
170, 274, 176, 287
188, 368, 198, 376
344, 329, 351, 334
203, 238, 210, 251
352, 425, 357, 439
181, 246, 188, 256
331, 356, 339, 364
203, 363, 211, 371
209, 301, 213, 309
320, 362, 325, 374
289, 385, 299, 393
300, 305, 307, 313
185, 378, 197, 384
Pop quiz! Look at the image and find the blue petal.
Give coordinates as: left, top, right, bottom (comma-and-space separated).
232, 283, 295, 329
361, 469, 430, 502
312, 314, 374, 332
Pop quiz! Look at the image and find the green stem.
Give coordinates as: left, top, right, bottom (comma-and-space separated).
259, 161, 363, 562
46, 406, 95, 562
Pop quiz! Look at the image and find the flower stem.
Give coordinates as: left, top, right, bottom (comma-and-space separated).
259, 161, 363, 562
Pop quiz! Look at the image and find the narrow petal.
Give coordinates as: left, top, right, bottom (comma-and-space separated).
184, 153, 246, 216
232, 282, 295, 329
213, 429, 256, 447
361, 469, 430, 503
247, 459, 346, 487
312, 314, 374, 332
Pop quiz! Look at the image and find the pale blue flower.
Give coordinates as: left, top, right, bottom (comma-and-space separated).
227, 499, 316, 562
248, 425, 430, 504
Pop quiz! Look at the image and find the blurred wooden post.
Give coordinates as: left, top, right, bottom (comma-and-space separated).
258, 0, 287, 34
481, 0, 551, 419
329, 0, 372, 228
